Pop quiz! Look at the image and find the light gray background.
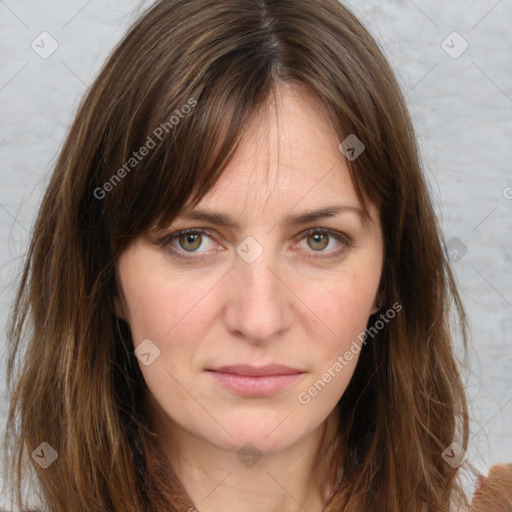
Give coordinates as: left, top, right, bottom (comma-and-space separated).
1, 0, 511, 506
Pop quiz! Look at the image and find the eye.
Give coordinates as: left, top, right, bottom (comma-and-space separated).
160, 228, 220, 260
159, 227, 351, 262
294, 228, 351, 259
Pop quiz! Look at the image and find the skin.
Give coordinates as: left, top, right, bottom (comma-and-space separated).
115, 82, 384, 512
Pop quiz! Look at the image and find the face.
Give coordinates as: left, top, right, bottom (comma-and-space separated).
115, 83, 384, 457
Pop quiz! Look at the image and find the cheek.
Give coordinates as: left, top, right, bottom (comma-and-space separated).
120, 259, 219, 346
308, 272, 379, 344
296, 266, 380, 400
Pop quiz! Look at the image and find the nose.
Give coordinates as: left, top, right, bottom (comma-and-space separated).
224, 243, 293, 344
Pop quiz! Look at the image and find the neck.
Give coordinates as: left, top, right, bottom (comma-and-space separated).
148, 407, 342, 512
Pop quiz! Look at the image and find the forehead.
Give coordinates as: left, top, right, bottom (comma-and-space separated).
226, 82, 343, 182
181, 83, 374, 226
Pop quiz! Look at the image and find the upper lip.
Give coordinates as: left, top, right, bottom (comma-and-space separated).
207, 364, 303, 376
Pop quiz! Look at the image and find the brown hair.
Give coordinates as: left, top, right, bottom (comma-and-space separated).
3, 0, 472, 510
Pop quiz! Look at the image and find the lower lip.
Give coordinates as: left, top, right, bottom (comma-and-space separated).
207, 371, 303, 397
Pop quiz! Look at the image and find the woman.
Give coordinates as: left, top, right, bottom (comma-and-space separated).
2, 0, 506, 510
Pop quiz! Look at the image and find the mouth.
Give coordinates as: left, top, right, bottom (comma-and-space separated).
205, 364, 305, 397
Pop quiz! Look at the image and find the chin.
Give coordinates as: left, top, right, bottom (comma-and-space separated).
209, 410, 313, 455
214, 432, 295, 458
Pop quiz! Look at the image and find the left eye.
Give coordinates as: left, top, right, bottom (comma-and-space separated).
160, 228, 350, 260
297, 230, 347, 253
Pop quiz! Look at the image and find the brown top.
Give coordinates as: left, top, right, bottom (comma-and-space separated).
470, 463, 512, 512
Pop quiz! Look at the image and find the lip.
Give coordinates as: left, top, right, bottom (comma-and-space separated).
206, 364, 305, 397
209, 364, 303, 376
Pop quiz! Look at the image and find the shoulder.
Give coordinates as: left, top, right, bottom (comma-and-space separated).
470, 463, 512, 512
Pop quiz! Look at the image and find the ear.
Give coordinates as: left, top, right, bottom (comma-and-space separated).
370, 289, 383, 315
113, 267, 128, 321
114, 296, 127, 321
370, 301, 381, 315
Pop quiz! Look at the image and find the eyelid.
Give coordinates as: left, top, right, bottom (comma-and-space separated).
293, 227, 351, 245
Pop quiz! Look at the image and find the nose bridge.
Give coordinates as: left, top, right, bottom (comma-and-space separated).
240, 242, 278, 297
225, 237, 290, 341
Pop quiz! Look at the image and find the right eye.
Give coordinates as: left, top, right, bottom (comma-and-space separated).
159, 228, 222, 261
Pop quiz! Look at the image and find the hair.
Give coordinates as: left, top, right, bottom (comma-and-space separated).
2, 0, 473, 510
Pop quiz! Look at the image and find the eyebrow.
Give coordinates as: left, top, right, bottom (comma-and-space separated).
180, 204, 372, 229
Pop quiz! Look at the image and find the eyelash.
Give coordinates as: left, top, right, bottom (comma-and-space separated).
159, 228, 352, 262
